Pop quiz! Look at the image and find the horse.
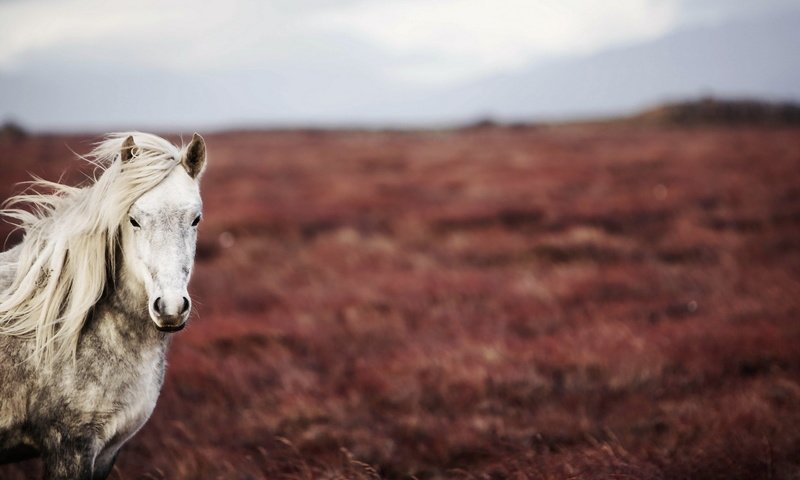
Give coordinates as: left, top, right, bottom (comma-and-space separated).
0, 132, 207, 479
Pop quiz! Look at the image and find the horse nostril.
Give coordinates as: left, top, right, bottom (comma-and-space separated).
181, 297, 190, 314
153, 297, 163, 315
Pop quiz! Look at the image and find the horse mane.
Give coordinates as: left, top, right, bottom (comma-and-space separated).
0, 132, 185, 365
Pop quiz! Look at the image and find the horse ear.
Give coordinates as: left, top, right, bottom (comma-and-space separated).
120, 136, 136, 163
182, 133, 206, 179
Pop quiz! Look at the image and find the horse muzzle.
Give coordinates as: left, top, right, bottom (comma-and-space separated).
150, 294, 190, 333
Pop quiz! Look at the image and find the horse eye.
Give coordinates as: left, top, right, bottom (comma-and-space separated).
129, 217, 140, 228
191, 215, 201, 227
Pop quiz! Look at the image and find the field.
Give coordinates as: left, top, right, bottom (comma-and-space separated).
1, 123, 799, 479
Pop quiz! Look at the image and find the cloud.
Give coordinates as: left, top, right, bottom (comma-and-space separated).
1, 0, 795, 83
0, 0, 343, 72
0, 0, 681, 83
308, 0, 680, 84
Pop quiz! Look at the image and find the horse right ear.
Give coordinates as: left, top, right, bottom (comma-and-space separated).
120, 136, 136, 163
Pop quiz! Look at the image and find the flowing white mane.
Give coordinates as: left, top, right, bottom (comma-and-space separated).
0, 132, 186, 365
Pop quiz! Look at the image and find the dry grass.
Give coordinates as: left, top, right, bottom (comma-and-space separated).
1, 124, 799, 479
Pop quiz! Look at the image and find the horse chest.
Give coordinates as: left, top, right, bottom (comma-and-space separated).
99, 347, 166, 445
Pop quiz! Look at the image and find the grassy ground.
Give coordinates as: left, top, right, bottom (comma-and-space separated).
1, 124, 799, 479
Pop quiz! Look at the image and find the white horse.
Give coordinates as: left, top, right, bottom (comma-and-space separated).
0, 132, 207, 479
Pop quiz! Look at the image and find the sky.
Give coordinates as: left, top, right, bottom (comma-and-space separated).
0, 0, 798, 131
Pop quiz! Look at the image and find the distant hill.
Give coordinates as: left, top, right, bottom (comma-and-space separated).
0, 121, 27, 142
457, 98, 800, 130
630, 98, 800, 126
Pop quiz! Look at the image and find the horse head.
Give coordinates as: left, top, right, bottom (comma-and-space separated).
121, 133, 207, 332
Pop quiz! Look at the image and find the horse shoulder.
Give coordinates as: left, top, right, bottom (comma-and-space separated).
0, 246, 30, 448
0, 340, 36, 461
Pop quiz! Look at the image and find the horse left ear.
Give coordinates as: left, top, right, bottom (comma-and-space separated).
120, 135, 137, 163
182, 133, 206, 179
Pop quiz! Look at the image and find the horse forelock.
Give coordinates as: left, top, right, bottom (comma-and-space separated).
0, 132, 187, 366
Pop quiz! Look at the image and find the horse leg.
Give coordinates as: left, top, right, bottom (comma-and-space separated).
41, 437, 96, 480
92, 447, 119, 480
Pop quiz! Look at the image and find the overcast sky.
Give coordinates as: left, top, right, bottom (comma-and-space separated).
1, 0, 798, 130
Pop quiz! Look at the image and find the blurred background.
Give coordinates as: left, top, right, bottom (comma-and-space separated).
1, 1, 800, 479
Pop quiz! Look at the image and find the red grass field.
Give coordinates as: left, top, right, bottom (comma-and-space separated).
1, 123, 799, 479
